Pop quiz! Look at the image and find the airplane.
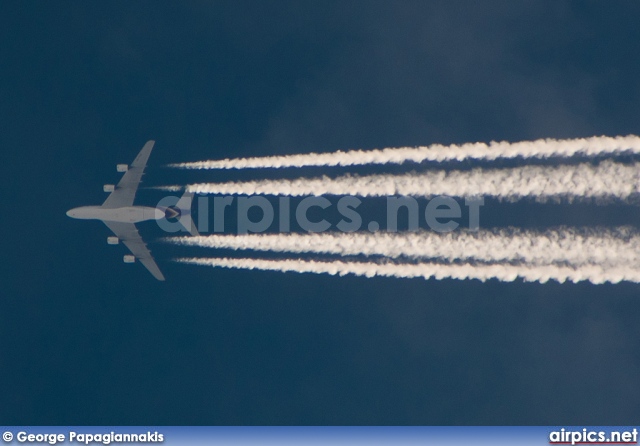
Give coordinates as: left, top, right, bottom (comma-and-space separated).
66, 140, 199, 281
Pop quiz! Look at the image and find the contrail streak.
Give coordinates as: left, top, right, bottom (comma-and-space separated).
169, 135, 640, 169
159, 161, 640, 200
166, 228, 640, 267
175, 257, 640, 284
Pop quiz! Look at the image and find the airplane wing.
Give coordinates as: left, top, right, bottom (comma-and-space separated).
102, 140, 155, 209
103, 220, 166, 281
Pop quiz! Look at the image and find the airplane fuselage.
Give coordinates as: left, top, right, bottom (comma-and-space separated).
66, 206, 164, 223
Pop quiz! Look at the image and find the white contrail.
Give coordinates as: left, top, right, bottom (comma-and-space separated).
175, 257, 640, 284
166, 228, 640, 267
169, 135, 640, 169
159, 160, 640, 200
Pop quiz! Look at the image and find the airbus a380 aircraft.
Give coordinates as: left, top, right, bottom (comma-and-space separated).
66, 141, 198, 281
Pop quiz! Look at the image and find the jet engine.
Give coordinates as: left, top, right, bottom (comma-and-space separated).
107, 236, 119, 245
123, 255, 135, 263
117, 164, 128, 172
103, 184, 115, 192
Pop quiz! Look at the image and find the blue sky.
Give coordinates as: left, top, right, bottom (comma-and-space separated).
1, 1, 640, 424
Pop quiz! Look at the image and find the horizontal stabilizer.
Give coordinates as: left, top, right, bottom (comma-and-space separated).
177, 191, 200, 236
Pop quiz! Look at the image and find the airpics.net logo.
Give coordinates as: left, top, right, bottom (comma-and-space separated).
156, 194, 485, 235
549, 428, 638, 445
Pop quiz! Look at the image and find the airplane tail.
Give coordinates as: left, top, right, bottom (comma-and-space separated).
176, 191, 200, 236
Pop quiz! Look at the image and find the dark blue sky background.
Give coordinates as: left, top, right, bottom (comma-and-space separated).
2, 1, 640, 424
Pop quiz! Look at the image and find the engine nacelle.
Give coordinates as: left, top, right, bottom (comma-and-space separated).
103, 184, 115, 192
117, 164, 128, 172
107, 236, 119, 245
123, 255, 135, 263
